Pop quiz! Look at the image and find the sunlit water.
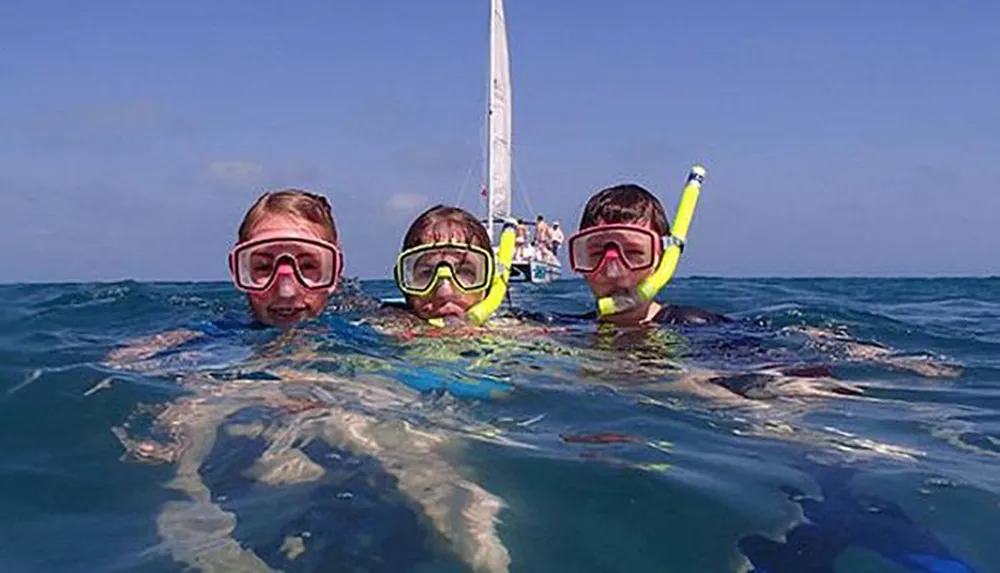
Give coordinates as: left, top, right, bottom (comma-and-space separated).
1, 278, 997, 572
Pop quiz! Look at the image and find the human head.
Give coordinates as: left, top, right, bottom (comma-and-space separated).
537, 214, 544, 222
230, 189, 341, 328
398, 205, 492, 320
574, 183, 669, 303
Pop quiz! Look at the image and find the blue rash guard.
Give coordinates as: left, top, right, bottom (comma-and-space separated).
164, 313, 514, 400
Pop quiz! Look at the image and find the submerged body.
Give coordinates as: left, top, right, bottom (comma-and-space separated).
104, 287, 972, 573
107, 336, 515, 572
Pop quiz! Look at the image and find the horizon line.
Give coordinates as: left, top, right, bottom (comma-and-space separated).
2, 274, 998, 286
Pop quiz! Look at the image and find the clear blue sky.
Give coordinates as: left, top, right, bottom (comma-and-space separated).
2, 0, 997, 282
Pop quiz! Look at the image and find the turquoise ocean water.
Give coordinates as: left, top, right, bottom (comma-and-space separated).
1, 277, 998, 572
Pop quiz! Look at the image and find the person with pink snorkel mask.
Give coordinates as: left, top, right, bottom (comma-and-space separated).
104, 189, 345, 363
228, 189, 342, 327
568, 182, 729, 328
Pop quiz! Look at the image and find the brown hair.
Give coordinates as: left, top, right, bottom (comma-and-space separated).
578, 183, 670, 236
238, 189, 338, 243
402, 205, 491, 250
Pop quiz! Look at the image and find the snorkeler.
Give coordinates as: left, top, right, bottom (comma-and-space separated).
107, 189, 345, 363
348, 204, 560, 398
567, 166, 729, 328
545, 166, 961, 410
228, 189, 343, 328
375, 204, 529, 332
393, 205, 506, 324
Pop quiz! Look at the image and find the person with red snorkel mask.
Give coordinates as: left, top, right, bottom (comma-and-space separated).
568, 179, 729, 327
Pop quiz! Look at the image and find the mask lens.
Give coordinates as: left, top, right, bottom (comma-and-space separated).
233, 238, 339, 290
399, 245, 491, 295
569, 226, 658, 273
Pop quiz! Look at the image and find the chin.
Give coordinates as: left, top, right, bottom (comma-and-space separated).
591, 286, 627, 299
436, 308, 468, 318
423, 303, 469, 319
265, 315, 301, 328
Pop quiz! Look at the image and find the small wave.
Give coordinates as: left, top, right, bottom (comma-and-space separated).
2, 278, 998, 572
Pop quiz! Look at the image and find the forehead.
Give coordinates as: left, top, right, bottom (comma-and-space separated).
414, 247, 478, 263
247, 240, 323, 257
245, 213, 332, 243
588, 217, 655, 232
417, 220, 479, 246
586, 227, 651, 240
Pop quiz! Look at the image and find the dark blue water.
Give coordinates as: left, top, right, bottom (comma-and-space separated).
1, 278, 998, 572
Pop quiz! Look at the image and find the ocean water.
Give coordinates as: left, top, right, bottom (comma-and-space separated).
1, 277, 998, 573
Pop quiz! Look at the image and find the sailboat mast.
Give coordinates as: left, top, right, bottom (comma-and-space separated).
485, 0, 495, 243
485, 0, 512, 245
485, 0, 498, 243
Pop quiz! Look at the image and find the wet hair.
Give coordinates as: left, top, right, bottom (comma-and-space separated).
578, 183, 670, 236
403, 205, 491, 250
238, 189, 338, 243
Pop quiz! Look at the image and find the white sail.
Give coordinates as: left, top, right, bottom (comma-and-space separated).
480, 0, 561, 283
487, 0, 513, 231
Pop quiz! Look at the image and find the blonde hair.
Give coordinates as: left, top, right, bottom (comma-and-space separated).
238, 189, 338, 243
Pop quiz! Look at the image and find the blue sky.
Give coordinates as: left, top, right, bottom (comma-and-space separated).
2, 0, 997, 282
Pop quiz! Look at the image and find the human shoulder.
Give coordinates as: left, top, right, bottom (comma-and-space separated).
652, 304, 732, 326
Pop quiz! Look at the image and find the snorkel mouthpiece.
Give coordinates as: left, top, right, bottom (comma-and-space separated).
466, 221, 517, 325
596, 164, 707, 316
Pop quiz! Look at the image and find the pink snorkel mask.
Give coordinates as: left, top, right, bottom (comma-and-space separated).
567, 224, 661, 275
228, 236, 342, 292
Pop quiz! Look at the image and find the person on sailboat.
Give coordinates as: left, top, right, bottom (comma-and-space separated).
514, 219, 528, 260
549, 221, 564, 256
534, 214, 558, 264
534, 215, 550, 251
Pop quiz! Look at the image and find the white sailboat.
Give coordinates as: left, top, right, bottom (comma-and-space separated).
483, 0, 561, 284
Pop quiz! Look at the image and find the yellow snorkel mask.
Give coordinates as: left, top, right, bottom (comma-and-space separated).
393, 221, 517, 327
595, 164, 707, 316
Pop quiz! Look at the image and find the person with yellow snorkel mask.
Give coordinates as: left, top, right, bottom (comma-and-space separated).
568, 166, 730, 327
389, 204, 516, 329
365, 204, 523, 399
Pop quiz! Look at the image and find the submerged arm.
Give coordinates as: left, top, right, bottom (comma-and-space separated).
789, 326, 963, 379
104, 329, 205, 367
321, 410, 511, 573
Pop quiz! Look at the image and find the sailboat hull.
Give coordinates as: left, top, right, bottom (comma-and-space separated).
510, 260, 561, 284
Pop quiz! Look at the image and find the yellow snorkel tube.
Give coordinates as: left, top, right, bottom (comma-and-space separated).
596, 164, 707, 316
466, 221, 517, 325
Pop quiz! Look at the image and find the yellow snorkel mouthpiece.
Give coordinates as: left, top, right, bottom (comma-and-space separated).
466, 222, 517, 325
597, 164, 706, 316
